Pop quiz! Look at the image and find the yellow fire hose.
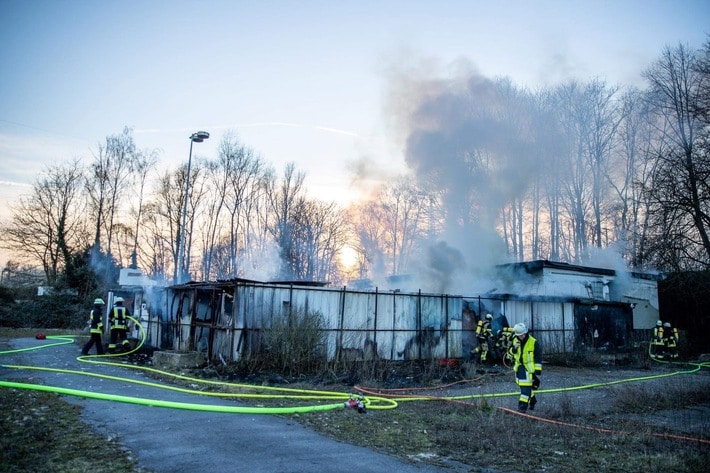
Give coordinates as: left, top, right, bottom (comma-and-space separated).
0, 317, 396, 413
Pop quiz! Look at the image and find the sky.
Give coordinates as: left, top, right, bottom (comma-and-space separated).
0, 0, 708, 268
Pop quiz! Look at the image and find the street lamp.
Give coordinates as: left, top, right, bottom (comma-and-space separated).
176, 131, 210, 283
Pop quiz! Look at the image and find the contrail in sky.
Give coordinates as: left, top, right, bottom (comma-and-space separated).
0, 180, 32, 188
135, 122, 360, 138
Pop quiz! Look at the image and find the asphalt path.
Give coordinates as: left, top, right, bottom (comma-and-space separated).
1, 337, 458, 473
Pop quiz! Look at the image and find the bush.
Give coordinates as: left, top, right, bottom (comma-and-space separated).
7, 293, 86, 329
0, 285, 14, 304
259, 309, 328, 377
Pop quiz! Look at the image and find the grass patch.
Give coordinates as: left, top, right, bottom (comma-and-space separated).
0, 385, 145, 473
294, 396, 710, 473
0, 333, 145, 473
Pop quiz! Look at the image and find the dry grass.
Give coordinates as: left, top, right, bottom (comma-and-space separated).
292, 387, 710, 473
0, 329, 146, 473
2, 327, 709, 473
0, 387, 147, 473
197, 358, 710, 472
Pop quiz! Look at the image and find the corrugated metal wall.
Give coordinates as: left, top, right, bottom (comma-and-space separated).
231, 285, 463, 361
151, 282, 636, 363
158, 283, 464, 362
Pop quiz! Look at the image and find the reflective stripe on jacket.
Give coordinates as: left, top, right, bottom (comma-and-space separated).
89, 309, 103, 334
110, 307, 127, 329
512, 334, 542, 375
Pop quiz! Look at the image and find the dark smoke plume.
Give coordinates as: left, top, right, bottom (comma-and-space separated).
384, 59, 542, 292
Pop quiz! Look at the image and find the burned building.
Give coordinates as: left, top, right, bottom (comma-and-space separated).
475, 260, 662, 355
134, 260, 661, 363
146, 279, 462, 363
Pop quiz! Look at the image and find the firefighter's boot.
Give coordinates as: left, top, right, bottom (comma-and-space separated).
529, 396, 537, 411
517, 401, 527, 413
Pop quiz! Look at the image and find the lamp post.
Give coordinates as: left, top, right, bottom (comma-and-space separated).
176, 131, 209, 283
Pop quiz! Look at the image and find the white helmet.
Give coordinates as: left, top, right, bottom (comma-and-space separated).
486, 314, 493, 320
513, 323, 528, 336
114, 296, 124, 304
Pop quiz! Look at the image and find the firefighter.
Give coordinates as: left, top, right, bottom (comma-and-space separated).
81, 298, 105, 356
509, 323, 542, 412
650, 320, 665, 359
663, 322, 679, 359
495, 326, 515, 365
473, 314, 494, 362
108, 296, 131, 353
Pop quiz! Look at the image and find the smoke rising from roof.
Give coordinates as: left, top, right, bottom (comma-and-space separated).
382, 58, 542, 293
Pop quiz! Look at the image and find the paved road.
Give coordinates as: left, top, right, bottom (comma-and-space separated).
1, 337, 459, 473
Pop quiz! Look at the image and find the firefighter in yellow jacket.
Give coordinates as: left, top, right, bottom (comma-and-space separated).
81, 298, 105, 355
663, 322, 679, 359
509, 323, 542, 412
496, 326, 515, 365
108, 296, 131, 353
650, 320, 665, 359
473, 314, 494, 362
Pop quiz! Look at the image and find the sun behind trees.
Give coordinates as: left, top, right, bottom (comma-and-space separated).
1, 38, 709, 296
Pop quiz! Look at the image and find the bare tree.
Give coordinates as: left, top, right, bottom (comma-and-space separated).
128, 148, 159, 268
202, 133, 266, 280
85, 127, 139, 260
348, 200, 389, 279
144, 168, 184, 282
0, 160, 88, 283
379, 178, 429, 275
531, 89, 568, 261
138, 200, 171, 283
199, 158, 228, 280
692, 37, 710, 123
606, 88, 661, 268
182, 159, 209, 281
238, 170, 274, 279
347, 179, 435, 280
265, 162, 306, 279
583, 80, 623, 248
288, 199, 349, 282
109, 221, 134, 267
642, 42, 710, 269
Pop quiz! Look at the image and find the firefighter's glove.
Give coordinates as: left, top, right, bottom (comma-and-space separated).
532, 373, 541, 390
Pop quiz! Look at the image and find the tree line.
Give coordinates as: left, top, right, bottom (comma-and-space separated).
1, 40, 709, 295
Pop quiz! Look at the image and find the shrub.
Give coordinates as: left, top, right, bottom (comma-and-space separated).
259, 309, 328, 377
0, 285, 14, 303
9, 294, 86, 329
